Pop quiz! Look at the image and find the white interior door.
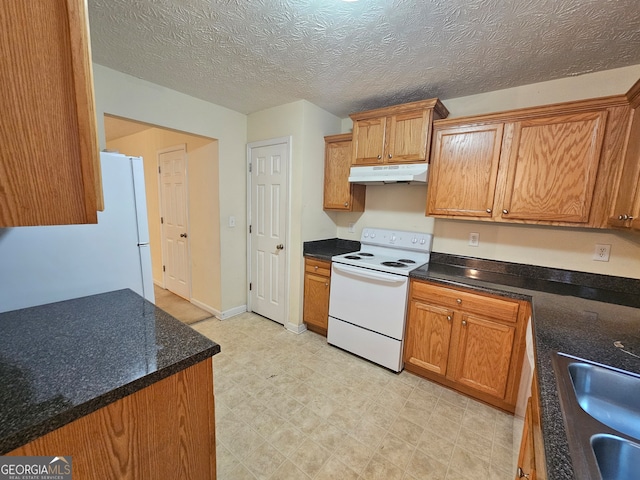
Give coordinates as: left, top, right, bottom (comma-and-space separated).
249, 140, 289, 325
159, 146, 190, 299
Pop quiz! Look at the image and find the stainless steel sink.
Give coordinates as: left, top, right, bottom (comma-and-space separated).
568, 361, 640, 441
591, 434, 640, 480
552, 353, 640, 480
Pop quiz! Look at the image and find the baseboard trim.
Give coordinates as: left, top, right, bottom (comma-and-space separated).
190, 298, 221, 318
217, 304, 247, 320
286, 322, 307, 334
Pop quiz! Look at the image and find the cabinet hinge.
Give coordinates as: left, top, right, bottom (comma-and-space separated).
158, 166, 161, 174
161, 217, 164, 224
249, 225, 252, 234
249, 162, 252, 173
163, 265, 166, 272
249, 282, 252, 291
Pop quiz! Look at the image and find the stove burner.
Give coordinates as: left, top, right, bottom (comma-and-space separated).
381, 261, 408, 268
344, 255, 362, 260
357, 252, 374, 257
397, 259, 416, 264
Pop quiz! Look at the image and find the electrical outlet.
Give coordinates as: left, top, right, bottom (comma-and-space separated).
348, 223, 355, 233
468, 232, 479, 247
593, 244, 611, 262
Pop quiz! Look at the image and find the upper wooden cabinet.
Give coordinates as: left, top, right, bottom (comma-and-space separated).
0, 0, 101, 227
323, 134, 365, 212
426, 96, 632, 228
609, 78, 640, 231
350, 99, 449, 165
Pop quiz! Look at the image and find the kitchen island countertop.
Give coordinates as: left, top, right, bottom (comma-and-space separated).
0, 289, 220, 454
304, 240, 640, 480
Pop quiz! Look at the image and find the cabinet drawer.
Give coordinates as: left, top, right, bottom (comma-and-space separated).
305, 258, 331, 277
411, 281, 519, 323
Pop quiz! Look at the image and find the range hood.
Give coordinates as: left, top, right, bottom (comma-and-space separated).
348, 164, 428, 185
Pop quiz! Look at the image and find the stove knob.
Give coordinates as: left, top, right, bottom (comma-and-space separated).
390, 234, 396, 243
363, 230, 369, 238
370, 232, 376, 238
420, 238, 426, 245
411, 237, 418, 244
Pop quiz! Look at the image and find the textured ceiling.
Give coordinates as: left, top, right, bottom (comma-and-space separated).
88, 0, 640, 117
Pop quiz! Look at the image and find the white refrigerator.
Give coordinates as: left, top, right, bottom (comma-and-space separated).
0, 152, 154, 313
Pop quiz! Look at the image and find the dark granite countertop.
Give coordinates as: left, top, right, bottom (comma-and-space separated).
0, 289, 220, 454
303, 238, 360, 261
303, 240, 640, 479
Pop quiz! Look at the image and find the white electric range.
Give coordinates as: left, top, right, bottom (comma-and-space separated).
328, 228, 433, 371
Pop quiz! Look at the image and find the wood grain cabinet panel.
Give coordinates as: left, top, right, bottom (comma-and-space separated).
503, 112, 606, 223
323, 134, 365, 211
427, 123, 503, 217
0, 0, 101, 227
303, 258, 331, 336
8, 359, 216, 480
404, 301, 453, 375
609, 78, 640, 231
404, 280, 528, 411
427, 95, 633, 228
350, 99, 448, 166
450, 313, 515, 399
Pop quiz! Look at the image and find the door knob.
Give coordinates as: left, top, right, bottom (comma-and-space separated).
180, 233, 188, 238
276, 244, 284, 250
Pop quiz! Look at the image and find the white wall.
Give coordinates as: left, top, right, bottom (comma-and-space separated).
336, 65, 640, 279
93, 64, 247, 314
248, 100, 342, 327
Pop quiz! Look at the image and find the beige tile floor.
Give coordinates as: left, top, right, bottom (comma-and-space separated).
192, 312, 516, 480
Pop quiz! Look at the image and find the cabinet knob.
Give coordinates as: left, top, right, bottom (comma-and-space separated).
325, 283, 329, 287
517, 467, 530, 479
456, 298, 462, 305
388, 154, 393, 159
180, 233, 188, 238
344, 202, 349, 207
314, 265, 318, 270
447, 315, 452, 321
502, 209, 509, 214
618, 214, 630, 220
276, 244, 284, 250
486, 208, 492, 214
377, 155, 382, 159
462, 320, 467, 326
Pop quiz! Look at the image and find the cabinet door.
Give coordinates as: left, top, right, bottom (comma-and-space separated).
516, 397, 537, 480
502, 111, 607, 223
426, 124, 504, 217
0, 0, 100, 226
609, 107, 640, 229
387, 110, 429, 163
449, 313, 515, 399
323, 136, 365, 211
404, 300, 454, 375
303, 272, 330, 335
352, 118, 386, 165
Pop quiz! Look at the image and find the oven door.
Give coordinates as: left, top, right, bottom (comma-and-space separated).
329, 262, 409, 340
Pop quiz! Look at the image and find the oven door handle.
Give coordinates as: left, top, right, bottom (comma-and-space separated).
332, 263, 406, 284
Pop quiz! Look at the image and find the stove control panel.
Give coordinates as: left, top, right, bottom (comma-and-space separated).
361, 228, 432, 252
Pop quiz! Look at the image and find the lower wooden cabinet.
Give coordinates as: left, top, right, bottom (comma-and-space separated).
8, 359, 216, 479
516, 373, 547, 480
303, 258, 331, 336
404, 280, 528, 411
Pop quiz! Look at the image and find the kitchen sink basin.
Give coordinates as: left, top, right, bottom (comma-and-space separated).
591, 434, 640, 480
568, 361, 640, 441
552, 353, 640, 480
